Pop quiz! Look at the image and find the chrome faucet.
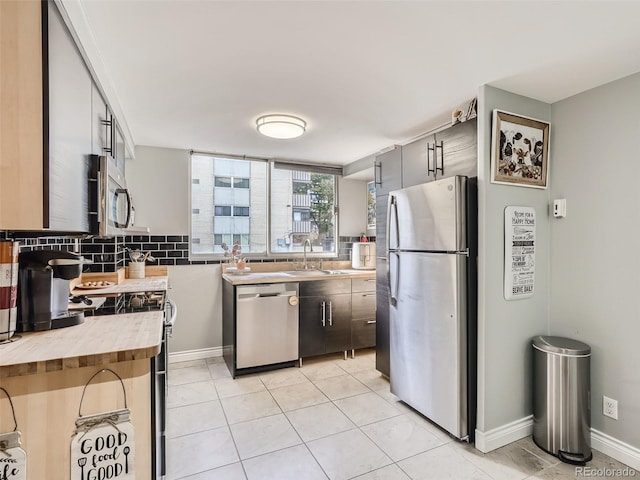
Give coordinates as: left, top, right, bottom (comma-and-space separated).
303, 239, 313, 269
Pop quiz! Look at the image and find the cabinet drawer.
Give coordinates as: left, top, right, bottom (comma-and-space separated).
351, 291, 376, 320
352, 318, 376, 350
299, 279, 351, 296
352, 277, 376, 293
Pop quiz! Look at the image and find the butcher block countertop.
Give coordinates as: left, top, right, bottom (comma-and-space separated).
0, 311, 164, 378
222, 261, 375, 286
71, 275, 169, 296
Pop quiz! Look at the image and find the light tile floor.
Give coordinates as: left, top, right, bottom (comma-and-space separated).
167, 350, 636, 480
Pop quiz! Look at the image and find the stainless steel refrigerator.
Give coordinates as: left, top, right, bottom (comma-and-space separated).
387, 175, 476, 441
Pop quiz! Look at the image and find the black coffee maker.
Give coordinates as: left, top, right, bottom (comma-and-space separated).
17, 250, 86, 331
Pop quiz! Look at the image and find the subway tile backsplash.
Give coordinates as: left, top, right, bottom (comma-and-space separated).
5, 234, 376, 271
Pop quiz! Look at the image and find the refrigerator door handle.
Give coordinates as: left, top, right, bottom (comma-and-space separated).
389, 252, 399, 307
387, 195, 399, 251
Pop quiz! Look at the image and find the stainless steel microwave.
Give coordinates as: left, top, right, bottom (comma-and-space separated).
89, 155, 133, 237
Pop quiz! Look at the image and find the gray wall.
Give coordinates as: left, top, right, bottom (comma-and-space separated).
476, 85, 552, 433
549, 72, 640, 447
128, 146, 370, 353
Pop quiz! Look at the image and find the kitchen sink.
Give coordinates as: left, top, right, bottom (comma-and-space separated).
281, 269, 348, 277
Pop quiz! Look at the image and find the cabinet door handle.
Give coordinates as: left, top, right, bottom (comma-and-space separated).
427, 143, 435, 175
362, 294, 376, 297
366, 320, 377, 324
328, 301, 333, 326
374, 162, 382, 186
435, 140, 444, 177
321, 301, 326, 327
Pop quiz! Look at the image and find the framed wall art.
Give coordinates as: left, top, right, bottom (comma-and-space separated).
491, 110, 550, 189
366, 181, 376, 229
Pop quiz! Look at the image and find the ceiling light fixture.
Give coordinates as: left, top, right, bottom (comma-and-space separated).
256, 114, 306, 139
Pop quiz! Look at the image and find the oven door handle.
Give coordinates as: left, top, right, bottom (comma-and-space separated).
165, 298, 177, 331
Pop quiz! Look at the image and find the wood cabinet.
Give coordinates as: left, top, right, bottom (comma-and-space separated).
373, 146, 402, 196
351, 277, 376, 350
299, 279, 352, 358
402, 118, 478, 188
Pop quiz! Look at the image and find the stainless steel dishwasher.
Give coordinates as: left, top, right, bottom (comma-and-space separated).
236, 283, 299, 369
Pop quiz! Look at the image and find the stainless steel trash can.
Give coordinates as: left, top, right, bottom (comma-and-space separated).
533, 335, 592, 464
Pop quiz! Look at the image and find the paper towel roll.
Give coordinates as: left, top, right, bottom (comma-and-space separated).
0, 241, 19, 341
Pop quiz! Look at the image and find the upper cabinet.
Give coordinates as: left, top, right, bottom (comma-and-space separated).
46, 0, 92, 232
374, 146, 402, 196
402, 118, 477, 188
0, 1, 125, 232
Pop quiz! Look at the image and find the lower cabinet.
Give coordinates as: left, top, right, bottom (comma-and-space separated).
299, 279, 352, 358
299, 277, 376, 359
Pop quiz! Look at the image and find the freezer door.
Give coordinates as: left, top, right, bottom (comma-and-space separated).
388, 176, 466, 252
389, 251, 467, 438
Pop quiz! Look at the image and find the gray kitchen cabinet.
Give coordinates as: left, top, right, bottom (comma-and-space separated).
401, 135, 434, 188
402, 118, 477, 187
374, 146, 402, 196
375, 258, 390, 376
91, 82, 108, 156
46, 0, 92, 232
299, 279, 352, 358
375, 194, 388, 258
351, 278, 377, 350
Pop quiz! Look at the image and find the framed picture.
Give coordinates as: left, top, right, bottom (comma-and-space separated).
366, 181, 376, 229
491, 110, 550, 189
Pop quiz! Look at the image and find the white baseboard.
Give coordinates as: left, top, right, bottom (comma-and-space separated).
475, 416, 533, 453
169, 347, 223, 364
475, 418, 640, 471
591, 428, 640, 471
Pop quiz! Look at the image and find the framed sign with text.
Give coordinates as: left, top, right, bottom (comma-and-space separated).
504, 206, 536, 300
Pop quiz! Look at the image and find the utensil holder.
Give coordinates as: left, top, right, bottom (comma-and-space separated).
129, 262, 145, 279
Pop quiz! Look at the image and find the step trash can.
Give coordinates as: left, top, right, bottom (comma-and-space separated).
532, 335, 592, 465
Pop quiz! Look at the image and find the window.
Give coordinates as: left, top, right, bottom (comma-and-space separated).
214, 205, 231, 216
190, 153, 338, 258
234, 206, 250, 217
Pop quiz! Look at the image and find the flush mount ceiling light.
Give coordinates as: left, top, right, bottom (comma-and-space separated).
256, 114, 306, 139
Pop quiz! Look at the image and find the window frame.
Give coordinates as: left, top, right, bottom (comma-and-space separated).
189, 152, 339, 261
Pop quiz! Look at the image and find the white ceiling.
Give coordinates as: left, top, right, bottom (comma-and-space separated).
75, 1, 640, 166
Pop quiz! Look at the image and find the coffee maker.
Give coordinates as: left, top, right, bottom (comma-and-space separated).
17, 250, 85, 331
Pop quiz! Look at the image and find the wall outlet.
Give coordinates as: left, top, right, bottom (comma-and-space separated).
603, 396, 618, 419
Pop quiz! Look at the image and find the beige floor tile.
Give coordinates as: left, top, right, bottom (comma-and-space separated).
167, 400, 227, 438
208, 361, 232, 380
170, 359, 207, 370
285, 402, 356, 442
525, 461, 582, 479
397, 444, 493, 480
168, 380, 218, 408
206, 356, 226, 365
220, 391, 282, 424
299, 361, 348, 382
351, 464, 411, 480
269, 382, 330, 412
338, 355, 376, 374
168, 365, 212, 386
166, 426, 239, 479
373, 388, 414, 413
361, 414, 444, 461
515, 436, 561, 466
179, 462, 247, 479
334, 392, 403, 426
230, 413, 302, 460
588, 449, 637, 474
259, 368, 310, 390
306, 429, 392, 480
215, 376, 266, 399
313, 374, 370, 400
351, 369, 390, 391
242, 444, 328, 480
455, 441, 554, 480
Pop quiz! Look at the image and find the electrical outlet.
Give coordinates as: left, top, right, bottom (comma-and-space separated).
603, 396, 618, 419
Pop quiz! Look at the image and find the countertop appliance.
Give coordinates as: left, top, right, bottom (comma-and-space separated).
152, 297, 177, 480
351, 242, 376, 269
89, 154, 134, 237
387, 175, 477, 441
17, 250, 86, 331
235, 283, 299, 370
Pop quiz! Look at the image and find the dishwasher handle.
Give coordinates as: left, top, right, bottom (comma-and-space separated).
238, 291, 296, 300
